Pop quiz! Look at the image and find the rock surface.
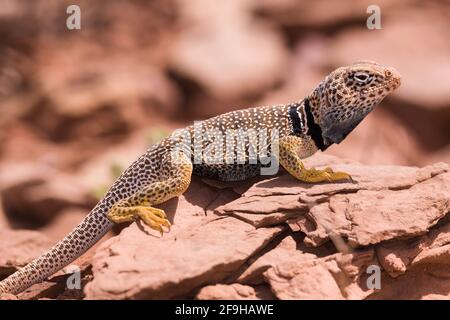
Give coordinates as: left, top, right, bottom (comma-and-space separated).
264, 249, 376, 300
78, 154, 450, 300
84, 186, 285, 299
196, 283, 275, 300
1, 154, 450, 300
0, 229, 52, 278
1, 155, 450, 299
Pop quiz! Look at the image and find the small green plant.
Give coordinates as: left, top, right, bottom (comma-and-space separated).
145, 127, 170, 146
89, 162, 124, 200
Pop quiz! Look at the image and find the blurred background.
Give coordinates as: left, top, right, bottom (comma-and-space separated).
0, 0, 449, 237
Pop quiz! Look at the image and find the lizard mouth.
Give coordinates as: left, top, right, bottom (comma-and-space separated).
391, 76, 402, 90
384, 67, 402, 91
359, 76, 402, 96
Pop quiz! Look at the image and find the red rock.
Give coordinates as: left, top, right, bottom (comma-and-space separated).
376, 216, 450, 278
85, 220, 284, 299
0, 293, 18, 300
168, 0, 288, 100
264, 250, 376, 299
283, 161, 449, 247
0, 160, 98, 228
84, 155, 450, 300
0, 196, 8, 229
84, 178, 284, 299
0, 229, 52, 277
196, 283, 275, 300
330, 4, 450, 110
235, 234, 319, 285
254, 0, 408, 29
369, 264, 450, 300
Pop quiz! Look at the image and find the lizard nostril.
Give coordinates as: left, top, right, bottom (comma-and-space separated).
385, 70, 393, 78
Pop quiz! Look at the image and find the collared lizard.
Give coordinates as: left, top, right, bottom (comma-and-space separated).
0, 61, 401, 295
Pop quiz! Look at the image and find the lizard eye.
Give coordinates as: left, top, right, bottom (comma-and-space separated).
354, 72, 371, 83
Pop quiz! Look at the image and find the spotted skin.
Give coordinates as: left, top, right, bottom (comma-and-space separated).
107, 151, 192, 234
0, 61, 401, 295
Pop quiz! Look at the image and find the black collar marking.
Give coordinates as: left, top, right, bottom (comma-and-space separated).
289, 103, 303, 136
304, 98, 327, 151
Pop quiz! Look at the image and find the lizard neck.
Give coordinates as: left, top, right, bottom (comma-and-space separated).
287, 98, 328, 151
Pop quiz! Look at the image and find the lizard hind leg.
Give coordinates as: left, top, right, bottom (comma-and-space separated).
107, 151, 193, 235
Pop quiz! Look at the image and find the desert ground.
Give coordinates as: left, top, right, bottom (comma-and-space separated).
0, 0, 449, 299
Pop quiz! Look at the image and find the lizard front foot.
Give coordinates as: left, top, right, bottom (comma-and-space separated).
299, 167, 353, 183
323, 167, 353, 182
137, 207, 171, 235
107, 205, 171, 236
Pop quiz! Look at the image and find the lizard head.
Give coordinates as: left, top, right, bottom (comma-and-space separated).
308, 61, 401, 147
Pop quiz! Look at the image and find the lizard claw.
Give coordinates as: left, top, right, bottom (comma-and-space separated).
296, 166, 352, 183
328, 171, 353, 182
137, 207, 171, 236
108, 204, 171, 236
321, 167, 353, 182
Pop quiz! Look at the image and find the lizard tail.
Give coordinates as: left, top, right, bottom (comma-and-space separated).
0, 150, 160, 296
0, 201, 114, 295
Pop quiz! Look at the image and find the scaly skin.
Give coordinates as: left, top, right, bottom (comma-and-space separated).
0, 61, 401, 295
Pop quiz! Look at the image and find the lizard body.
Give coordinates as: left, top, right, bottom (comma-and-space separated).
0, 61, 401, 295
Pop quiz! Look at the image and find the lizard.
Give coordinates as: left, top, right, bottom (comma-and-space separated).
0, 61, 401, 296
